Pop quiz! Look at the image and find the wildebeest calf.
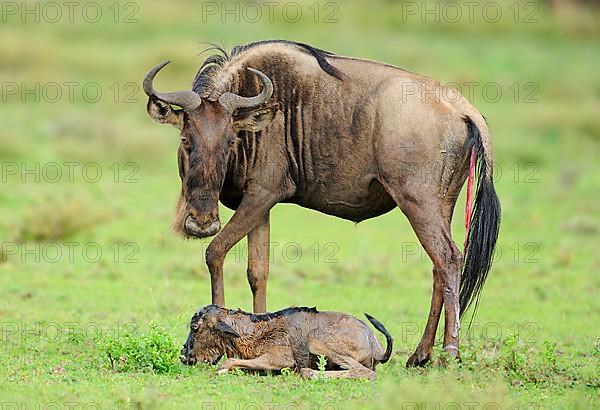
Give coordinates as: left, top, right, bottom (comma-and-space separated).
181, 305, 393, 379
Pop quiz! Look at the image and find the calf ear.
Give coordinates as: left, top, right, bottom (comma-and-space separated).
215, 321, 240, 338
232, 105, 278, 132
147, 97, 184, 130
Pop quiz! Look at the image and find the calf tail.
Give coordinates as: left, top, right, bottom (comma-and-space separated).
365, 313, 393, 364
460, 116, 501, 318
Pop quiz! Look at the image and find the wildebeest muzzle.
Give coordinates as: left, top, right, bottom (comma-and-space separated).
183, 194, 221, 238
184, 214, 221, 238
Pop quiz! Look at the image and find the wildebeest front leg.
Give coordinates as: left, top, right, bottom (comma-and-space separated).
247, 212, 270, 313
205, 186, 280, 307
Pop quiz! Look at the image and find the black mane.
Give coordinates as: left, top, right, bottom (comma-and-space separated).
191, 304, 318, 324
192, 40, 343, 94
233, 306, 319, 322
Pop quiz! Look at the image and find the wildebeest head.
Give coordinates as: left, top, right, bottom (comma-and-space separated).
144, 61, 277, 238
180, 304, 240, 366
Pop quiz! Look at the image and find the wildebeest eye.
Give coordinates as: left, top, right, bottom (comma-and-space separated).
157, 101, 169, 116
191, 323, 199, 331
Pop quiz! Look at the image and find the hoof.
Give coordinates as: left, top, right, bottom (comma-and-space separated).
437, 347, 461, 367
443, 346, 462, 362
216, 367, 229, 375
406, 351, 430, 368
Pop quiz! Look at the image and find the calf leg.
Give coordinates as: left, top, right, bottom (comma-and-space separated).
300, 366, 376, 380
247, 212, 270, 313
300, 350, 376, 380
304, 339, 377, 379
216, 353, 294, 375
205, 185, 280, 307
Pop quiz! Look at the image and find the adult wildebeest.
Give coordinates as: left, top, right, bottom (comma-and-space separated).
180, 305, 393, 379
143, 40, 500, 366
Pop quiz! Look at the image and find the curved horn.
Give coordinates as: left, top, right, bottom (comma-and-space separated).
218, 68, 273, 113
143, 60, 202, 110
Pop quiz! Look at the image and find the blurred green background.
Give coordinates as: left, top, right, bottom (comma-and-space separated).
0, 0, 598, 408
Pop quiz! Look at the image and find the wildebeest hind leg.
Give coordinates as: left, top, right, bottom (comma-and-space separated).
409, 207, 462, 364
379, 184, 463, 366
407, 267, 443, 367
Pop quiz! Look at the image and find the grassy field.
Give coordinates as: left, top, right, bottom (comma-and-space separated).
1, 0, 599, 408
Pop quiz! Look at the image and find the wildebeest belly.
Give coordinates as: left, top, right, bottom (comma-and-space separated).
287, 175, 396, 222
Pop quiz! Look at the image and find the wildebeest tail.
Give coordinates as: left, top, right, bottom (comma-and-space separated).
460, 116, 501, 318
364, 313, 393, 364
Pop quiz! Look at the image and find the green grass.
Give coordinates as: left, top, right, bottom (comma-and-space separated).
1, 0, 599, 408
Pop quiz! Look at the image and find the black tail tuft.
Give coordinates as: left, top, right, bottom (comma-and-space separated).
460, 117, 501, 318
365, 313, 394, 364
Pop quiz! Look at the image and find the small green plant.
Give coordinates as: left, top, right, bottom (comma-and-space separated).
65, 326, 86, 345
541, 340, 558, 369
100, 322, 180, 374
501, 334, 528, 382
317, 354, 328, 378
495, 335, 590, 387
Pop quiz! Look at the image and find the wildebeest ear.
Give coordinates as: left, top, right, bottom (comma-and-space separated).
215, 321, 240, 338
147, 97, 184, 130
232, 104, 278, 132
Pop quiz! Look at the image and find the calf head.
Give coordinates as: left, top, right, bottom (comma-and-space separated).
180, 305, 240, 365
144, 61, 277, 238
